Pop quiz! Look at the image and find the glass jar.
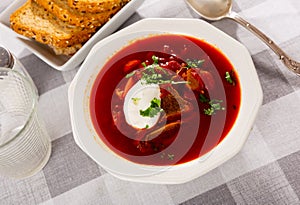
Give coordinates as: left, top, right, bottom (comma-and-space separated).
0, 46, 38, 94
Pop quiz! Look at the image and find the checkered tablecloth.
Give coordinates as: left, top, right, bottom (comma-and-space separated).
1, 0, 300, 204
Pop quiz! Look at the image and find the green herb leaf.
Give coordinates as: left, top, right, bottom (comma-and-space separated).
199, 93, 209, 103
133, 55, 190, 85
151, 97, 161, 107
140, 98, 162, 118
152, 55, 159, 64
139, 55, 167, 84
125, 71, 136, 78
204, 99, 225, 115
225, 71, 235, 85
204, 108, 214, 116
167, 154, 175, 160
160, 152, 175, 160
186, 59, 205, 68
142, 62, 147, 67
131, 97, 141, 105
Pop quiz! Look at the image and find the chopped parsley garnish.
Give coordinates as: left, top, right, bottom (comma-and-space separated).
225, 71, 235, 85
160, 152, 175, 160
125, 71, 136, 78
199, 93, 209, 103
141, 62, 147, 67
167, 154, 175, 160
126, 55, 191, 85
140, 56, 168, 84
131, 97, 141, 105
199, 93, 225, 115
139, 97, 162, 118
152, 55, 159, 64
141, 70, 165, 84
186, 59, 205, 68
204, 99, 225, 115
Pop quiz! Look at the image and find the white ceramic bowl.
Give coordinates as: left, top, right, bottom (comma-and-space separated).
69, 18, 263, 184
0, 0, 145, 71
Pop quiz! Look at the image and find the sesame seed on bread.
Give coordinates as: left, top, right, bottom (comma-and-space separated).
10, 1, 95, 54
32, 0, 122, 28
68, 0, 129, 13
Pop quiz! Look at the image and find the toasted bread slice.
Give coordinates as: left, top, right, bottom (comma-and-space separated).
33, 0, 122, 28
51, 43, 82, 55
10, 1, 95, 51
68, 0, 129, 13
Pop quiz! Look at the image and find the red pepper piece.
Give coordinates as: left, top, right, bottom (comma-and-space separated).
123, 60, 141, 74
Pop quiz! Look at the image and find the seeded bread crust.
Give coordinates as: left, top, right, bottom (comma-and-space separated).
32, 0, 122, 28
68, 0, 129, 13
10, 1, 95, 51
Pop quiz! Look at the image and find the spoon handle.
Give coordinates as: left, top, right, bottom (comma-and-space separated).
228, 11, 300, 76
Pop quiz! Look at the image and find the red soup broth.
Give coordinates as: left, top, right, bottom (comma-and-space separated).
90, 34, 241, 166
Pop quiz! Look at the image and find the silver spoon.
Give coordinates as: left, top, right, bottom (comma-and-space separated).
185, 0, 300, 76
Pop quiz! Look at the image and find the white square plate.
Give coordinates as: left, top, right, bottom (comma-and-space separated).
0, 0, 145, 71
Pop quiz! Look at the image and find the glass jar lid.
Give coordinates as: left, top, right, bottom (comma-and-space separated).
0, 46, 14, 68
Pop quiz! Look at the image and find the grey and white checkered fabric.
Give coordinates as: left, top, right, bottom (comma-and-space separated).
1, 0, 300, 204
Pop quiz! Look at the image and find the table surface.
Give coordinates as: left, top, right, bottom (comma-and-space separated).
1, 0, 300, 204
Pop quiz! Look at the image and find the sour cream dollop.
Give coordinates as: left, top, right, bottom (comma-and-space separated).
123, 81, 161, 129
